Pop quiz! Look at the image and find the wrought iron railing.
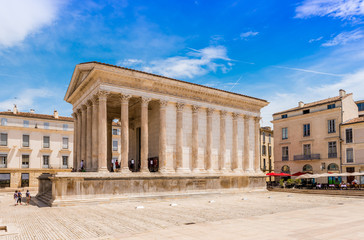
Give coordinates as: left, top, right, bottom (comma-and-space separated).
294, 154, 320, 160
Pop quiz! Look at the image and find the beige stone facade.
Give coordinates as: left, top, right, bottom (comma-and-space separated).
356, 100, 364, 117
0, 107, 73, 189
341, 117, 364, 183
260, 126, 274, 181
272, 90, 358, 180
65, 62, 268, 174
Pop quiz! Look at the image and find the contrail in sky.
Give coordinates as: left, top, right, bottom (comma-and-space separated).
274, 66, 344, 77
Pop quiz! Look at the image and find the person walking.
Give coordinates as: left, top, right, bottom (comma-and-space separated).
17, 190, 22, 205
80, 160, 84, 171
26, 190, 31, 205
14, 190, 18, 206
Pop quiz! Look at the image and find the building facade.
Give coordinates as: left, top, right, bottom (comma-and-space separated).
260, 126, 274, 180
356, 100, 364, 117
272, 89, 358, 180
341, 117, 364, 183
65, 62, 268, 174
0, 106, 73, 188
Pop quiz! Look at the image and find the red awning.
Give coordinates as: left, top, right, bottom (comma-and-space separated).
266, 173, 291, 177
292, 172, 306, 176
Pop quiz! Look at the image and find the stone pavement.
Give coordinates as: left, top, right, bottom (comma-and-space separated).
0, 191, 363, 239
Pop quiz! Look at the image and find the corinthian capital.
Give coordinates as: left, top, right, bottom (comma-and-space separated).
176, 102, 185, 111
120, 94, 132, 103
192, 105, 200, 113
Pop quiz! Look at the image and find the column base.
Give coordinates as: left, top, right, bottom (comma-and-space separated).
159, 168, 175, 174
192, 168, 206, 174
140, 168, 151, 174
232, 168, 243, 174
121, 167, 131, 173
176, 167, 191, 174
206, 169, 216, 174
98, 167, 109, 173
245, 169, 255, 175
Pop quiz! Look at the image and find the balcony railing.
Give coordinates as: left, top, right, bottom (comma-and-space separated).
282, 156, 289, 161
328, 153, 337, 158
294, 154, 320, 161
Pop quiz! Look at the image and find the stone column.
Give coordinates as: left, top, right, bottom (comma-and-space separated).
176, 102, 188, 173
192, 105, 201, 173
91, 97, 99, 171
76, 109, 82, 171
159, 100, 169, 173
141, 97, 151, 173
71, 112, 78, 170
81, 104, 87, 169
86, 100, 93, 171
205, 108, 214, 172
98, 91, 108, 172
120, 94, 131, 173
243, 115, 252, 172
232, 113, 240, 172
107, 118, 113, 171
219, 110, 227, 171
254, 117, 262, 173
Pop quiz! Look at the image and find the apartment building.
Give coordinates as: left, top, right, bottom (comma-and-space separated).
272, 89, 358, 180
341, 117, 364, 183
356, 100, 364, 117
0, 106, 73, 189
260, 126, 274, 180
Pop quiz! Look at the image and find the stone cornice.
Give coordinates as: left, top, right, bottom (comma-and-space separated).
65, 62, 268, 112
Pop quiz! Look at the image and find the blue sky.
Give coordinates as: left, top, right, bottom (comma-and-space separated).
1, 0, 364, 126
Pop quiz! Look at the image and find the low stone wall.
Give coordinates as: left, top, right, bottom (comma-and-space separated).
37, 172, 266, 206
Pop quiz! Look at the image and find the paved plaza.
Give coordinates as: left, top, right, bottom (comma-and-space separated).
0, 191, 363, 239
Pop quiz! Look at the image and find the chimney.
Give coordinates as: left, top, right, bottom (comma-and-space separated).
13, 104, 18, 114
30, 109, 35, 114
54, 110, 59, 119
298, 101, 304, 108
339, 89, 346, 97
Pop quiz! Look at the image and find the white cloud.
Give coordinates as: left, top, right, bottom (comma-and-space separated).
121, 46, 232, 79
308, 36, 323, 43
118, 59, 144, 67
322, 29, 364, 46
0, 0, 64, 48
295, 0, 364, 20
0, 88, 53, 112
240, 31, 259, 39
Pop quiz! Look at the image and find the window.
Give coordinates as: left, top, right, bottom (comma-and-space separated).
22, 134, 30, 147
281, 114, 287, 119
346, 128, 353, 143
262, 132, 265, 143
262, 145, 266, 156
357, 102, 364, 111
282, 146, 289, 161
328, 119, 336, 133
22, 155, 29, 168
263, 159, 266, 170
63, 124, 68, 131
303, 124, 310, 137
328, 163, 339, 171
303, 109, 310, 114
282, 128, 288, 140
303, 144, 311, 156
21, 173, 29, 187
62, 137, 69, 149
0, 154, 7, 168
43, 136, 50, 148
328, 141, 337, 158
113, 140, 118, 151
23, 120, 29, 128
0, 173, 10, 188
0, 133, 7, 146
303, 164, 313, 173
62, 156, 68, 168
327, 104, 335, 109
269, 133, 271, 143
44, 122, 49, 129
43, 155, 49, 168
1, 118, 7, 126
281, 165, 290, 173
346, 148, 353, 163
268, 146, 272, 156
112, 129, 118, 135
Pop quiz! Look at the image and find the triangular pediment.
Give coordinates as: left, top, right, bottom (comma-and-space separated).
64, 63, 95, 102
